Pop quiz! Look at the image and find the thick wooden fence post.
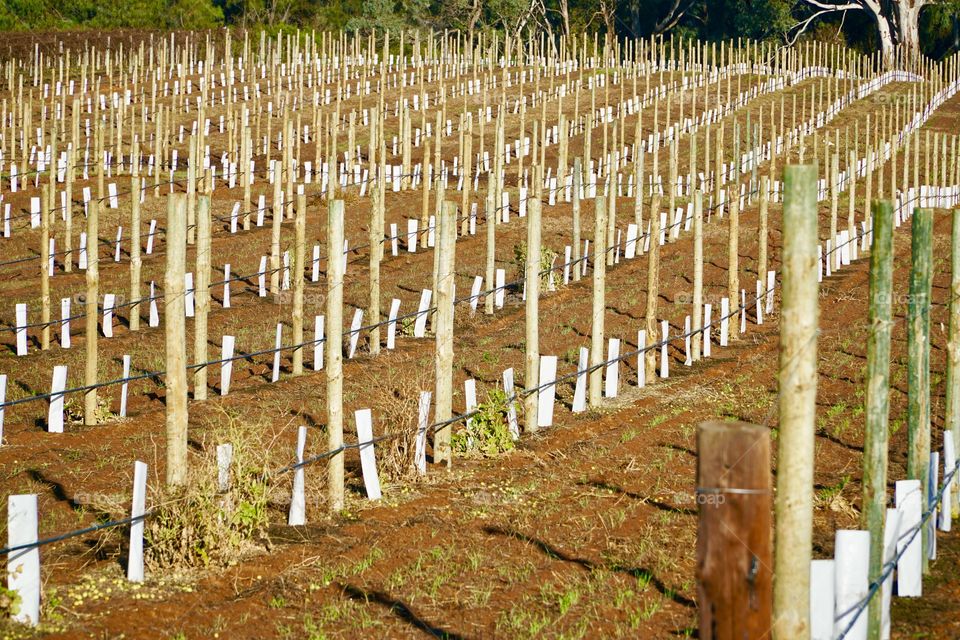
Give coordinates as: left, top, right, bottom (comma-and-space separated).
773, 165, 819, 640
590, 195, 607, 405
292, 191, 306, 375
645, 195, 662, 383
863, 201, 894, 640
697, 420, 772, 639
327, 199, 346, 510
525, 193, 542, 431
907, 207, 933, 571
434, 201, 458, 465
193, 195, 211, 400
84, 201, 100, 426
40, 185, 50, 351
165, 194, 189, 486
947, 209, 960, 517
130, 175, 142, 331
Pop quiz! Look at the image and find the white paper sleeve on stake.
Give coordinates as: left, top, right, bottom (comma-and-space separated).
30, 197, 40, 228
348, 308, 363, 358
573, 346, 589, 411
7, 494, 40, 625
809, 559, 835, 640
766, 270, 776, 314
0, 374, 6, 444
659, 320, 669, 378
390, 223, 399, 256
48, 365, 67, 433
407, 219, 418, 252
184, 273, 195, 317
230, 202, 240, 233
216, 443, 233, 493
625, 224, 638, 259
148, 282, 159, 327
427, 215, 436, 247
103, 293, 115, 337
60, 297, 71, 348
355, 409, 382, 500
895, 479, 923, 597
15, 303, 27, 356
127, 460, 148, 582
833, 530, 870, 640
146, 220, 157, 254
387, 299, 401, 349
258, 256, 268, 297
288, 426, 307, 525
282, 251, 291, 290
929, 451, 939, 561
271, 323, 283, 382
683, 316, 692, 365
222, 264, 231, 308
881, 508, 902, 640
503, 368, 519, 439
740, 290, 747, 334
114, 226, 123, 262
719, 298, 729, 347
414, 289, 432, 337
537, 355, 558, 428
119, 354, 131, 417
941, 433, 956, 532
755, 281, 764, 325
220, 335, 236, 395
563, 246, 572, 284
469, 276, 483, 314
604, 339, 620, 398
79, 232, 88, 269
464, 379, 477, 430
495, 269, 506, 308
415, 391, 432, 475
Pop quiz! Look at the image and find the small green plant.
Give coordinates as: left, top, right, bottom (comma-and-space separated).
0, 584, 21, 618
513, 243, 560, 288
452, 388, 516, 457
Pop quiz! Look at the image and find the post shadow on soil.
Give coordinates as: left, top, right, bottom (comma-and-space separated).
482, 525, 696, 608
579, 479, 697, 516
339, 582, 468, 640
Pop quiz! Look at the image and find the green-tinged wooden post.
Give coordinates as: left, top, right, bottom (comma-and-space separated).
907, 207, 933, 572
773, 165, 819, 640
947, 209, 960, 517
193, 195, 211, 400
327, 199, 345, 510
84, 201, 100, 426
863, 200, 894, 640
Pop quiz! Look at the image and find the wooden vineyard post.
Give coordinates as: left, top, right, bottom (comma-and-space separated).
947, 209, 960, 517
590, 195, 608, 405
758, 175, 769, 280
40, 185, 50, 351
368, 159, 382, 357
165, 195, 189, 486
130, 175, 142, 331
271, 164, 283, 299
863, 201, 894, 640
573, 157, 583, 282
84, 201, 100, 426
327, 199, 346, 510
692, 191, 703, 361
485, 187, 496, 315
772, 165, 819, 640
525, 192, 542, 431
193, 195, 212, 400
434, 201, 458, 466
292, 192, 306, 375
645, 196, 662, 383
907, 207, 933, 570
697, 421, 772, 639
728, 196, 740, 336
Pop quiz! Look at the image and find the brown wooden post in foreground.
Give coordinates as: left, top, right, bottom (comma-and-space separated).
697, 420, 772, 639
165, 194, 189, 486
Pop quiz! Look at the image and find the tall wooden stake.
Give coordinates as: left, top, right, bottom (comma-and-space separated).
327, 199, 346, 510
165, 195, 189, 486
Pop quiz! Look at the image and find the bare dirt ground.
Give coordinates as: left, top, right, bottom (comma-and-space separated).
0, 32, 957, 638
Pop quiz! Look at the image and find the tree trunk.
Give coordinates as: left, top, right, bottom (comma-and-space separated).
895, 1, 923, 66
